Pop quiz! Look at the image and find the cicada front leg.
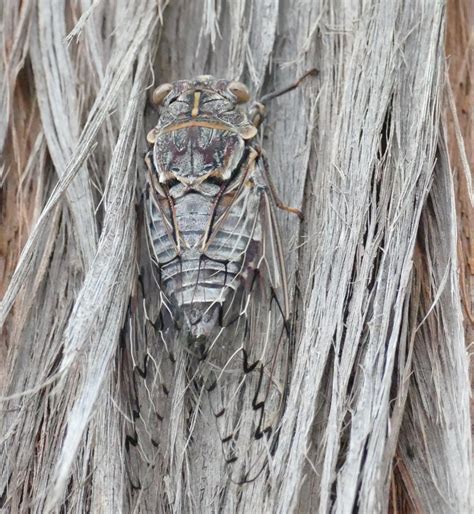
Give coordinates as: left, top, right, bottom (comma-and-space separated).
248, 101, 266, 128
249, 68, 318, 128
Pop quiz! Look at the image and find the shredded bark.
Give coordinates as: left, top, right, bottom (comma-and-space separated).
0, 1, 471, 513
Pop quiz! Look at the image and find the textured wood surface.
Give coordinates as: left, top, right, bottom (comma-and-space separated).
0, 1, 471, 513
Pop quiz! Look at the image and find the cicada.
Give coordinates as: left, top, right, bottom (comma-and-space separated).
123, 73, 312, 510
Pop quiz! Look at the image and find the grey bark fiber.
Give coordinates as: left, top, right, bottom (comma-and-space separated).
0, 1, 471, 513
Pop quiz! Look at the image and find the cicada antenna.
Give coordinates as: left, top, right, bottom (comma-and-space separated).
250, 68, 318, 127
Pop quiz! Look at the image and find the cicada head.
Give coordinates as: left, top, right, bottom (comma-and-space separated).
147, 76, 257, 142
147, 76, 258, 187
150, 76, 250, 111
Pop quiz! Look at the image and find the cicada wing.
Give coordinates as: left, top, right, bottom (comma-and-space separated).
197, 155, 292, 483
145, 178, 181, 268
121, 194, 179, 511
122, 154, 294, 502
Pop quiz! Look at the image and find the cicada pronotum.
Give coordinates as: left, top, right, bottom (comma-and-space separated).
123, 71, 315, 509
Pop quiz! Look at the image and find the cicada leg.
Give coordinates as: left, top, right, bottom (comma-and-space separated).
259, 151, 304, 220
249, 68, 318, 128
259, 68, 318, 104
248, 102, 266, 128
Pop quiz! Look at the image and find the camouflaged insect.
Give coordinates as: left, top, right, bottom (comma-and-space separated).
144, 75, 301, 343
124, 74, 307, 501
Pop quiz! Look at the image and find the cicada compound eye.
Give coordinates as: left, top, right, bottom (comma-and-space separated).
152, 83, 173, 106
228, 81, 250, 103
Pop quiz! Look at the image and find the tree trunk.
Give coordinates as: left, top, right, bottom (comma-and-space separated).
1, 1, 471, 513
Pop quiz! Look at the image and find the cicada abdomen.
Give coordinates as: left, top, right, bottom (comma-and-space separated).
124, 75, 304, 508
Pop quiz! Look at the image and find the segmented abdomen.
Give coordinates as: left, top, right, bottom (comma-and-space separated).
147, 186, 258, 316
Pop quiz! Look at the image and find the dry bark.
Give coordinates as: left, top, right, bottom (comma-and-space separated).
0, 1, 471, 513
